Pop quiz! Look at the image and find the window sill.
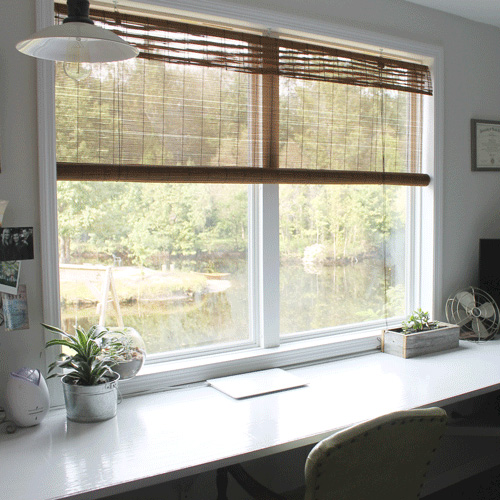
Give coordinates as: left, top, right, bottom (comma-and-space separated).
119, 329, 381, 397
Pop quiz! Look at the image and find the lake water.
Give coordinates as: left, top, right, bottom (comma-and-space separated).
60, 257, 403, 355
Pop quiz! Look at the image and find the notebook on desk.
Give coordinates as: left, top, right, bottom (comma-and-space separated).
207, 368, 307, 399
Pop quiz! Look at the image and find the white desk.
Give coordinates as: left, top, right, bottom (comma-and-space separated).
2, 339, 500, 500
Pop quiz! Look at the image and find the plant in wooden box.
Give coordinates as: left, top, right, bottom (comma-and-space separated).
381, 309, 459, 358
43, 323, 122, 423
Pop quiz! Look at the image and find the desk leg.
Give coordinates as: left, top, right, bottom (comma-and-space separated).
216, 468, 229, 500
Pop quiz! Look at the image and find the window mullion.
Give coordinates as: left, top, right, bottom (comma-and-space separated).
248, 183, 281, 349
259, 61, 280, 347
407, 94, 422, 316
259, 184, 280, 347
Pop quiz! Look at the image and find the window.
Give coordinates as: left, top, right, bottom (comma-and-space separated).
43, 0, 440, 391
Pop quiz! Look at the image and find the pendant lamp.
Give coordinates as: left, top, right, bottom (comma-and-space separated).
16, 0, 139, 63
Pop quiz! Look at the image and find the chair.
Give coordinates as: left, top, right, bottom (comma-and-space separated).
217, 407, 447, 500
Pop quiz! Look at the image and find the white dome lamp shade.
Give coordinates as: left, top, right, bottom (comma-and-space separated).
16, 0, 139, 63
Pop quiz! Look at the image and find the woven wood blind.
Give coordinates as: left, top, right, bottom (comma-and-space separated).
54, 5, 432, 95
54, 3, 432, 186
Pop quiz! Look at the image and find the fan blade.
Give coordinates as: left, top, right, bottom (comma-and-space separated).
456, 314, 473, 327
456, 291, 476, 310
472, 318, 489, 339
479, 302, 495, 319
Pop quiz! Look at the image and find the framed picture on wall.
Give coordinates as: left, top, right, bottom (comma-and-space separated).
471, 119, 500, 171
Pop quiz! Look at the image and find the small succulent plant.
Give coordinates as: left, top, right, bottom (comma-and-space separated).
401, 309, 439, 334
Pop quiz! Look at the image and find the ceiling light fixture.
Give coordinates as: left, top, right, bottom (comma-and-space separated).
16, 0, 139, 63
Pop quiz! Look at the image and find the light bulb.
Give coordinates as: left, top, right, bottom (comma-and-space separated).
63, 61, 92, 82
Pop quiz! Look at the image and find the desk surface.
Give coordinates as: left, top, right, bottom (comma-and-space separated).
3, 339, 500, 500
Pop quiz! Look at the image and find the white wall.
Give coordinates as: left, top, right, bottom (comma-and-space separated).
1, 0, 500, 424
0, 1, 46, 406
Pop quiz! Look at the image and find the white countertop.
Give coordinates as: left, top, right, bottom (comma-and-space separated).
2, 339, 500, 500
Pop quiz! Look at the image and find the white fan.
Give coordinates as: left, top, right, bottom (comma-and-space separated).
446, 287, 500, 341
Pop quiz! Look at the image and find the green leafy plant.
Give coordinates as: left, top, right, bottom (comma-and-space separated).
401, 309, 439, 334
43, 323, 125, 386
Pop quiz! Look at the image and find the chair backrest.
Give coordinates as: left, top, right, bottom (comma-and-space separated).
303, 407, 447, 500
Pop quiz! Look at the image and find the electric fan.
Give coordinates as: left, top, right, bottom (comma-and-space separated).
446, 286, 500, 341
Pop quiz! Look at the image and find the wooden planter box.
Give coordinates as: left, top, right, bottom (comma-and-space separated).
381, 322, 460, 358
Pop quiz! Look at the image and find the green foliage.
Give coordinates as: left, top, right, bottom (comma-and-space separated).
57, 181, 249, 268
279, 184, 404, 262
43, 323, 125, 385
401, 309, 439, 334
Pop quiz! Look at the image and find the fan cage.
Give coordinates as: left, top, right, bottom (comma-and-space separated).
446, 287, 500, 341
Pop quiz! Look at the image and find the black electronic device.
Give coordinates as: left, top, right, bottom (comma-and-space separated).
479, 239, 500, 309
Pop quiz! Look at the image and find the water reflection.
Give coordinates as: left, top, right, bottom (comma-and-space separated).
61, 258, 403, 355
280, 258, 404, 335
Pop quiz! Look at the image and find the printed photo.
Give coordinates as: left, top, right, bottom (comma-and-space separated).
0, 201, 7, 226
2, 284, 29, 331
0, 227, 34, 262
0, 261, 21, 294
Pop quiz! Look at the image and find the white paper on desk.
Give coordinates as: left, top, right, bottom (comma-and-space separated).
208, 368, 307, 399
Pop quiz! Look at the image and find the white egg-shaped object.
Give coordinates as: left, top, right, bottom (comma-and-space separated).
6, 368, 50, 427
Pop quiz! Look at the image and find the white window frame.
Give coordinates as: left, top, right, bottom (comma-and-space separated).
37, 0, 443, 405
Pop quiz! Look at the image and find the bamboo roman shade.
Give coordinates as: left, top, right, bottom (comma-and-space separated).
54, 3, 432, 186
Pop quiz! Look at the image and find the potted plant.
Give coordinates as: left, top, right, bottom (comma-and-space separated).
381, 308, 459, 358
43, 323, 123, 423
101, 327, 146, 380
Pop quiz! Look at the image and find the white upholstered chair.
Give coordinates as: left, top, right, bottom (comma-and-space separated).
217, 407, 447, 500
